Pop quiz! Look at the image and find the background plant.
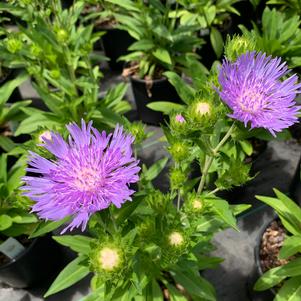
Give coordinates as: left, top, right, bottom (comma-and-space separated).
111, 0, 202, 79
0, 0, 131, 137
173, 0, 241, 58
254, 189, 301, 300
239, 7, 301, 68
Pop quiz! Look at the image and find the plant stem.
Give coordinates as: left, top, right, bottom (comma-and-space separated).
212, 123, 236, 155
197, 155, 213, 194
197, 122, 235, 195
177, 190, 181, 211
207, 187, 220, 196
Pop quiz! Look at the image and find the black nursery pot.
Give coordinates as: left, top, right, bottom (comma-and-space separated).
101, 27, 134, 71
250, 218, 277, 301
289, 154, 301, 206
0, 235, 63, 288
130, 76, 182, 125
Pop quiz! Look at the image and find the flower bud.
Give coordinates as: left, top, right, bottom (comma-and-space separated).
175, 114, 185, 123
38, 131, 52, 143
192, 198, 203, 211
6, 37, 22, 53
49, 69, 61, 79
128, 121, 146, 144
170, 168, 186, 190
56, 29, 68, 43
190, 101, 212, 120
224, 34, 257, 62
30, 44, 42, 57
168, 142, 189, 162
98, 247, 121, 271
168, 231, 184, 247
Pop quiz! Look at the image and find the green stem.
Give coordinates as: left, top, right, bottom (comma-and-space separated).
197, 122, 235, 195
207, 187, 220, 196
177, 190, 181, 211
197, 155, 213, 194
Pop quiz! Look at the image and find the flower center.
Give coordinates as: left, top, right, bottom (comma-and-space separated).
98, 247, 120, 271
73, 167, 100, 192
238, 91, 263, 114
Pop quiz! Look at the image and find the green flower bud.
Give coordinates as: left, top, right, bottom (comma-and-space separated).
168, 231, 184, 247
128, 121, 147, 144
91, 243, 124, 274
170, 168, 186, 190
224, 34, 257, 62
183, 193, 207, 214
49, 69, 61, 79
189, 100, 212, 120
98, 247, 121, 271
56, 29, 68, 43
27, 65, 41, 75
191, 198, 203, 211
6, 37, 22, 53
38, 130, 52, 143
30, 44, 42, 57
168, 141, 189, 162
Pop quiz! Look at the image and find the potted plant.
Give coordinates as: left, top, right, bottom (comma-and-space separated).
20, 119, 250, 300
0, 0, 132, 136
173, 0, 241, 67
253, 189, 301, 300
0, 154, 63, 288
113, 0, 202, 125
81, 0, 134, 70
0, 71, 30, 153
239, 7, 301, 70
20, 36, 301, 299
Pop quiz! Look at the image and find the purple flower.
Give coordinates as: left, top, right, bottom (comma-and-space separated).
175, 114, 185, 123
22, 120, 140, 233
218, 51, 301, 136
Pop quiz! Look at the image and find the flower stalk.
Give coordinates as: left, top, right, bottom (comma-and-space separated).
197, 122, 236, 194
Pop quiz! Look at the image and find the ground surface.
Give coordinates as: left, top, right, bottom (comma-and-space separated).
1, 63, 301, 301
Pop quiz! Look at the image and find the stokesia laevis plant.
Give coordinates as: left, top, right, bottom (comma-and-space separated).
21, 120, 140, 233
218, 51, 301, 136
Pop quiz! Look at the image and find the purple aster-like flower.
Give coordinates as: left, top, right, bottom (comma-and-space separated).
218, 51, 301, 136
22, 120, 140, 233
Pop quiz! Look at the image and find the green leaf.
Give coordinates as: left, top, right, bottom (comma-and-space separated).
275, 276, 301, 301
115, 195, 144, 224
238, 140, 253, 156
0, 136, 15, 152
129, 39, 154, 51
152, 48, 172, 65
30, 217, 70, 238
256, 191, 301, 236
210, 27, 224, 58
0, 215, 12, 231
44, 256, 90, 297
207, 198, 238, 231
151, 279, 163, 301
164, 283, 186, 301
15, 113, 59, 136
254, 257, 301, 291
0, 71, 28, 106
52, 235, 94, 255
172, 269, 216, 301
147, 101, 184, 114
279, 235, 301, 259
230, 204, 252, 216
164, 71, 195, 104
144, 157, 168, 181
106, 0, 139, 12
